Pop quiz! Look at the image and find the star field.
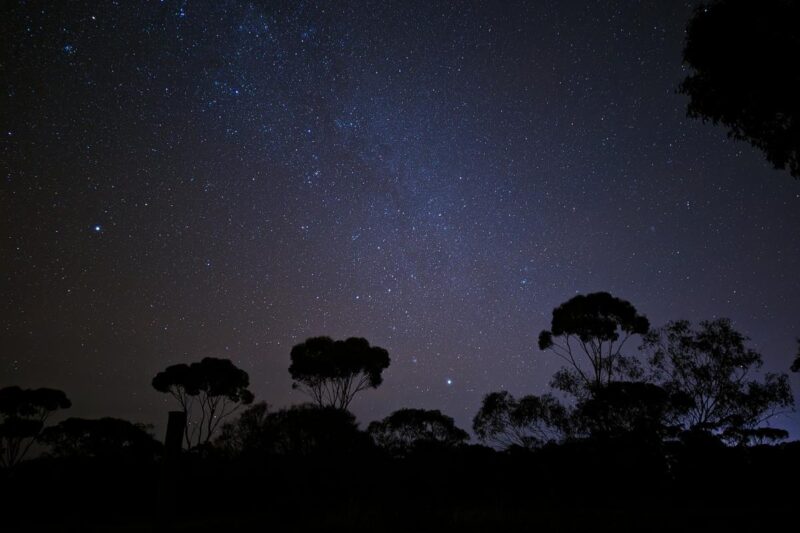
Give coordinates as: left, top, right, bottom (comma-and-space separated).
2, 0, 799, 435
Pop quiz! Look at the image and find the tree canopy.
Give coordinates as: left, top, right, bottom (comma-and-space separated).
472, 391, 569, 450
680, 0, 800, 178
152, 357, 254, 447
217, 403, 368, 457
41, 417, 161, 460
644, 319, 793, 442
368, 408, 469, 456
0, 386, 71, 468
289, 336, 390, 409
215, 401, 272, 457
538, 292, 650, 397
573, 381, 688, 443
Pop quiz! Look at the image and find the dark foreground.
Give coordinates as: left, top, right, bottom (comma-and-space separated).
2, 439, 797, 532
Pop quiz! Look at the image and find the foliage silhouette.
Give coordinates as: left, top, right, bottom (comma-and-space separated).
791, 338, 800, 373
152, 357, 254, 448
644, 318, 793, 442
41, 417, 161, 460
0, 386, 71, 468
573, 381, 688, 443
289, 336, 390, 409
217, 403, 370, 457
215, 401, 271, 457
473, 391, 569, 449
722, 425, 789, 447
368, 408, 469, 456
538, 292, 650, 397
680, 0, 800, 178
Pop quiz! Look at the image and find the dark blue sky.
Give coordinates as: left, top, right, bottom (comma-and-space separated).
3, 0, 799, 436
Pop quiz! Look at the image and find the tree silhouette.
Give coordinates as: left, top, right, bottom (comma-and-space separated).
269, 405, 371, 456
538, 292, 650, 398
472, 391, 569, 449
644, 319, 794, 441
679, 0, 800, 178
368, 408, 468, 456
573, 381, 688, 442
217, 403, 368, 456
215, 401, 271, 457
41, 417, 161, 460
152, 357, 254, 448
0, 386, 71, 468
791, 338, 800, 373
289, 336, 390, 409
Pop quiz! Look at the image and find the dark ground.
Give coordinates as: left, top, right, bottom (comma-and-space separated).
3, 439, 798, 532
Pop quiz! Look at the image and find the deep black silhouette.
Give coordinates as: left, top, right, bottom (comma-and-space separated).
0, 386, 71, 468
152, 357, 254, 447
367, 408, 469, 456
538, 292, 650, 398
40, 417, 161, 460
216, 402, 370, 457
289, 336, 390, 409
573, 381, 686, 442
644, 318, 793, 443
472, 391, 569, 449
214, 401, 270, 456
164, 410, 187, 459
680, 0, 800, 178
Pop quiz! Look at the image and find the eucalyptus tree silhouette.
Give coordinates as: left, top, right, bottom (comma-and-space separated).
265, 405, 369, 456
0, 386, 71, 468
152, 357, 254, 448
368, 408, 468, 456
538, 292, 650, 398
473, 391, 569, 449
41, 417, 161, 460
644, 319, 793, 443
573, 381, 687, 442
217, 403, 368, 457
289, 336, 390, 409
680, 0, 800, 178
215, 401, 271, 457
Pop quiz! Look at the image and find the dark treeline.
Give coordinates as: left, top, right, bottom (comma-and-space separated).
2, 291, 799, 532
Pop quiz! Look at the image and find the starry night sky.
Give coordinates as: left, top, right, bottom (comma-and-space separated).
3, 0, 799, 436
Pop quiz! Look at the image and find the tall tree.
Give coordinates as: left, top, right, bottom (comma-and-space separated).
289, 336, 390, 409
0, 386, 71, 468
538, 292, 650, 398
644, 319, 793, 441
368, 408, 468, 456
473, 391, 569, 450
152, 357, 254, 448
679, 0, 800, 178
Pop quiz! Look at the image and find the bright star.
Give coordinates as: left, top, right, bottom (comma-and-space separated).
446, 378, 453, 386
93, 225, 101, 232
